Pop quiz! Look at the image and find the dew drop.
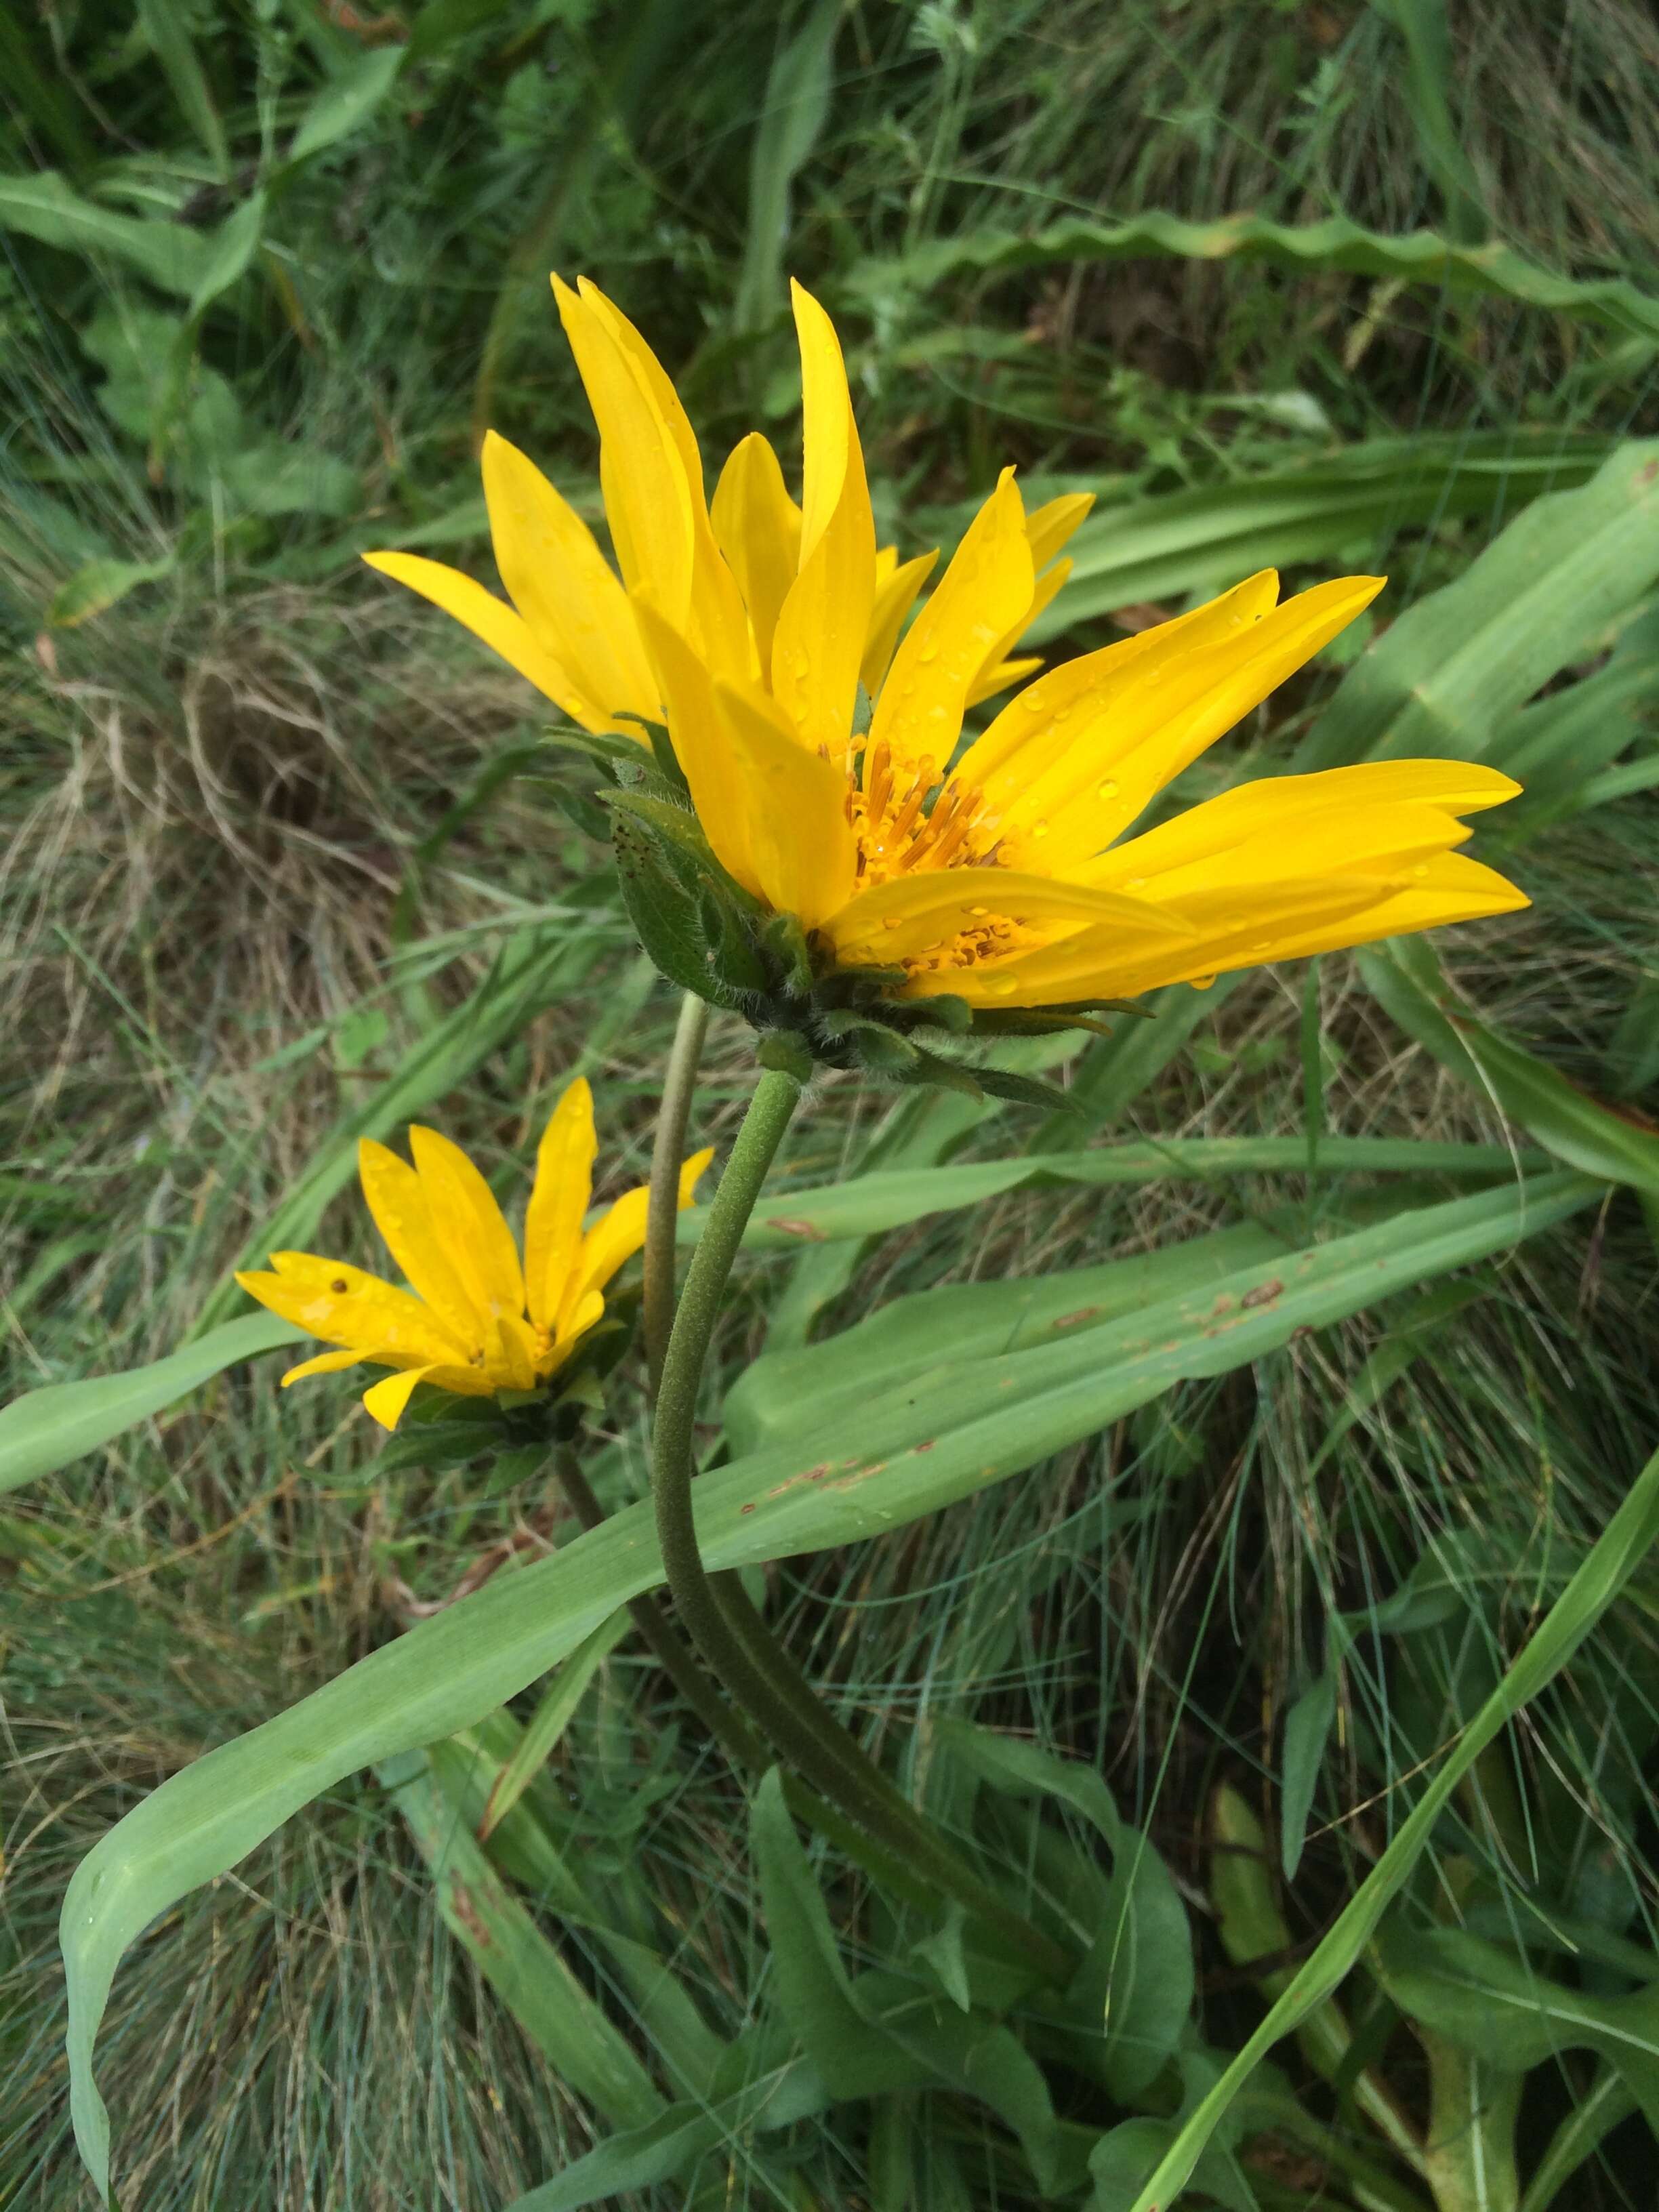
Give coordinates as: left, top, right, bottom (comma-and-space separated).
1126, 875, 1146, 891
1021, 691, 1046, 713
1097, 779, 1118, 801
1412, 863, 1429, 879
918, 639, 940, 664
883, 916, 901, 930
1030, 819, 1050, 840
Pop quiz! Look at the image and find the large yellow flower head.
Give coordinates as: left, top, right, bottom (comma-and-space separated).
365, 279, 1525, 1070
236, 1080, 710, 1429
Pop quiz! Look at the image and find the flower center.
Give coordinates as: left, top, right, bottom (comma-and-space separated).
847, 739, 1001, 888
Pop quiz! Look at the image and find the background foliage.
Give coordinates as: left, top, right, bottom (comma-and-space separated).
4, 1, 1659, 2207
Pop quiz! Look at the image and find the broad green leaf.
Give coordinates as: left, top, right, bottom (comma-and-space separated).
0, 1312, 301, 1498
726, 1221, 1287, 1456
1124, 1437, 1659, 2212
935, 1722, 1193, 2102
1023, 435, 1608, 638
185, 188, 267, 321
848, 213, 1659, 346
1360, 938, 1659, 1197
1376, 1923, 1659, 2131
0, 172, 213, 295
62, 1172, 1603, 2196
47, 554, 176, 628
384, 1753, 663, 2126
1519, 2067, 1639, 2212
285, 47, 405, 167
1301, 440, 1659, 769
685, 1134, 1535, 1254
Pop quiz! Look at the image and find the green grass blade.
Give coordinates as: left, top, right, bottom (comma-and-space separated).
476, 1609, 631, 1841
1123, 1437, 1659, 2212
733, 0, 842, 333
136, 0, 229, 175
847, 212, 1659, 346
1360, 939, 1659, 1196
0, 1313, 300, 1496
60, 1171, 1601, 2198
385, 1755, 664, 2126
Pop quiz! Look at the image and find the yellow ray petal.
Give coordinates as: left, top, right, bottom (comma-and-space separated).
356, 1138, 478, 1343
545, 1288, 606, 1372
964, 652, 1044, 711
964, 556, 1072, 709
1241, 852, 1530, 966
821, 865, 1195, 968
552, 274, 697, 627
488, 1313, 539, 1392
237, 1256, 466, 1365
956, 569, 1282, 803
1082, 760, 1521, 898
280, 1348, 363, 1386
409, 1126, 525, 1321
560, 1146, 714, 1327
363, 1364, 439, 1431
1024, 491, 1094, 571
480, 432, 659, 733
571, 274, 756, 681
630, 594, 764, 899
712, 432, 802, 675
523, 1078, 598, 1330
362, 552, 597, 724
715, 677, 860, 927
992, 575, 1386, 872
771, 283, 878, 760
859, 548, 937, 698
867, 470, 1034, 792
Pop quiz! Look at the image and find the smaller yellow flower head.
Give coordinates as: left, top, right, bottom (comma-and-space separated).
235, 1080, 710, 1431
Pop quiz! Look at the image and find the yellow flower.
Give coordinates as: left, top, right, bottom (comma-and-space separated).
366, 278, 1527, 1016
235, 1080, 712, 1431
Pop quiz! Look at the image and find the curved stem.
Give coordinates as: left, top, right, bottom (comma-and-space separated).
643, 991, 710, 1402
651, 1067, 1075, 1988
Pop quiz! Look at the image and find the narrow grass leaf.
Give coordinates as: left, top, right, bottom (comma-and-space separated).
1361, 938, 1659, 1197
1123, 1438, 1659, 2212
848, 213, 1659, 346
1279, 1673, 1338, 1883
477, 1608, 631, 1839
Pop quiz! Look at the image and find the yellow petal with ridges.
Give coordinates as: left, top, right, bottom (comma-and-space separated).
553, 274, 695, 627
868, 470, 1034, 791
712, 433, 802, 676
546, 1288, 606, 1372
489, 1313, 539, 1392
1082, 761, 1520, 898
524, 1078, 598, 1330
992, 575, 1386, 872
965, 653, 1044, 711
362, 552, 596, 724
560, 1145, 714, 1328
1244, 852, 1529, 967
956, 570, 1281, 800
714, 677, 859, 927
280, 1348, 363, 1386
771, 285, 878, 758
237, 1256, 466, 1365
822, 865, 1195, 968
363, 1365, 438, 1431
356, 1138, 478, 1343
480, 432, 659, 733
567, 277, 755, 684
409, 1126, 525, 1320
1024, 491, 1094, 571
630, 595, 764, 899
859, 548, 937, 698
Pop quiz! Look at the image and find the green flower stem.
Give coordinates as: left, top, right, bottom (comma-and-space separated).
643, 991, 710, 1401
549, 1446, 949, 1922
651, 1065, 1076, 1988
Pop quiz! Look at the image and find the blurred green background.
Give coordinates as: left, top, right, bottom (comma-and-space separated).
4, 3, 1659, 2207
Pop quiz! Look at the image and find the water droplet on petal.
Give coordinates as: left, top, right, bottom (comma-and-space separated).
1030, 819, 1049, 840
1412, 863, 1429, 879
1126, 875, 1146, 891
918, 638, 940, 664
1098, 779, 1118, 801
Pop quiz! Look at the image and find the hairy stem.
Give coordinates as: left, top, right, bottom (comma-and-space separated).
642, 991, 710, 1401
650, 1065, 1075, 1987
